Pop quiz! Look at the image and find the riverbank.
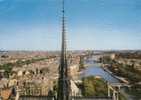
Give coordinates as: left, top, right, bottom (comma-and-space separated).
101, 65, 129, 84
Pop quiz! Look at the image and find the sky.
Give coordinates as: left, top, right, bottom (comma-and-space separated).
0, 0, 141, 50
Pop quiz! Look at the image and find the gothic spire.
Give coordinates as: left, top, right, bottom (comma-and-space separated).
57, 0, 71, 100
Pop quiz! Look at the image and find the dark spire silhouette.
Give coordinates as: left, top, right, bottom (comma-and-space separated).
57, 0, 71, 100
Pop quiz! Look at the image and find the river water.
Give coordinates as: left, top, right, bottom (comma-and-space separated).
83, 64, 119, 83
82, 58, 120, 84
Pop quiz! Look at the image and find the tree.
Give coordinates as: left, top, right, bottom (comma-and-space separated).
82, 76, 107, 97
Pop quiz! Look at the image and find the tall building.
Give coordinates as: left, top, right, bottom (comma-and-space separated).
57, 0, 71, 100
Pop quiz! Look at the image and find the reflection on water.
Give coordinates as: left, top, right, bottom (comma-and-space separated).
82, 63, 120, 83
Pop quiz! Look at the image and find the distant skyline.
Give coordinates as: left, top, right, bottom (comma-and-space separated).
0, 0, 141, 50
